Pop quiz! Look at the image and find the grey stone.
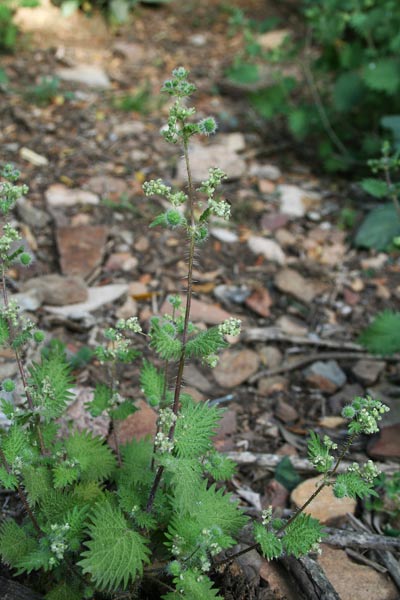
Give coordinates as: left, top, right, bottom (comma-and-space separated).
56, 64, 110, 89
22, 274, 88, 306
176, 143, 246, 182
249, 163, 281, 180
351, 359, 386, 385
305, 360, 347, 393
44, 284, 128, 318
17, 198, 51, 229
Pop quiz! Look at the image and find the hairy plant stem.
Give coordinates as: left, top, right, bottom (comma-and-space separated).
0, 447, 42, 535
0, 266, 47, 456
213, 433, 358, 567
146, 136, 196, 513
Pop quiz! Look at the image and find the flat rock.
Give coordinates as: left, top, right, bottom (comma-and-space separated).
22, 274, 88, 306
104, 252, 139, 272
44, 284, 128, 318
161, 295, 232, 325
184, 364, 213, 393
274, 268, 319, 303
258, 29, 291, 50
176, 143, 246, 182
305, 360, 346, 393
258, 346, 283, 368
45, 184, 99, 208
351, 359, 385, 385
260, 212, 289, 232
275, 399, 298, 422
247, 235, 285, 265
276, 315, 308, 336
318, 545, 398, 600
258, 376, 288, 396
12, 289, 42, 311
367, 423, 400, 459
60, 387, 110, 438
112, 400, 157, 446
278, 184, 321, 217
213, 409, 237, 451
84, 175, 128, 198
116, 297, 138, 320
19, 147, 48, 166
218, 132, 246, 152
244, 287, 273, 317
113, 121, 146, 137
249, 162, 281, 180
291, 475, 356, 523
56, 64, 110, 88
113, 41, 145, 62
210, 227, 239, 243
56, 225, 108, 277
17, 198, 51, 228
213, 349, 259, 388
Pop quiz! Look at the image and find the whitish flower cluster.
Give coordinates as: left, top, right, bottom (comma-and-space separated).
203, 353, 219, 368
49, 523, 70, 563
0, 223, 20, 259
198, 168, 227, 198
143, 179, 188, 207
261, 506, 273, 526
116, 316, 142, 334
348, 460, 380, 483
0, 300, 19, 327
323, 435, 338, 451
208, 197, 231, 220
158, 407, 177, 429
342, 395, 390, 434
154, 431, 174, 453
218, 317, 242, 337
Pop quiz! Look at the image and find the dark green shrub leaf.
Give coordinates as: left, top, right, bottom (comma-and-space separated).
354, 203, 400, 250
358, 310, 400, 355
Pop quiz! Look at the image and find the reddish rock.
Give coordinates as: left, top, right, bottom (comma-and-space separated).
213, 349, 259, 388
260, 212, 289, 232
161, 295, 232, 325
57, 225, 108, 277
318, 545, 398, 600
291, 476, 356, 523
262, 479, 289, 509
111, 400, 157, 446
213, 409, 237, 451
245, 287, 273, 317
367, 423, 400, 459
275, 399, 298, 423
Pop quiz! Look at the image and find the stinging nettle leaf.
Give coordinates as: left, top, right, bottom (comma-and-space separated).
360, 178, 388, 198
358, 310, 400, 355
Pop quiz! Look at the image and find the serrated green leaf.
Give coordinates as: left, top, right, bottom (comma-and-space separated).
22, 465, 52, 504
274, 456, 301, 490
174, 399, 222, 459
288, 108, 310, 139
381, 115, 400, 150
78, 500, 150, 590
361, 178, 388, 198
0, 316, 9, 346
88, 383, 112, 417
334, 472, 378, 499
46, 580, 82, 600
110, 399, 137, 420
355, 203, 400, 250
253, 523, 283, 560
333, 71, 365, 111
202, 451, 236, 480
140, 360, 166, 406
359, 310, 400, 355
185, 327, 227, 360
0, 520, 38, 568
0, 467, 17, 490
226, 62, 259, 84
53, 462, 80, 489
283, 513, 325, 558
164, 570, 223, 599
362, 59, 400, 94
149, 317, 182, 360
65, 431, 116, 483
29, 347, 73, 420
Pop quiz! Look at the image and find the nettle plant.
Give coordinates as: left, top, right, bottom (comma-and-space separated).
0, 69, 390, 599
